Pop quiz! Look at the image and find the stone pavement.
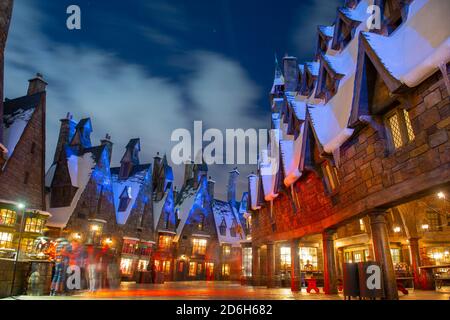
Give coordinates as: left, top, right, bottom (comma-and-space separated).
4, 281, 450, 300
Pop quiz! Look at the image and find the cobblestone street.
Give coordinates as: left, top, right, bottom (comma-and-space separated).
6, 281, 450, 300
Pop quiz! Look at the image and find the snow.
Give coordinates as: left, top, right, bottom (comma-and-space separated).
111, 168, 150, 225
260, 129, 280, 201
339, 4, 369, 22
280, 123, 305, 187
2, 108, 35, 162
174, 184, 199, 241
47, 152, 97, 228
247, 174, 260, 211
291, 100, 307, 121
319, 25, 335, 38
305, 61, 320, 77
362, 0, 450, 87
212, 200, 244, 246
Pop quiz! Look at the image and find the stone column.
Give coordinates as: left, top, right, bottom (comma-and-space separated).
290, 238, 301, 292
337, 247, 344, 278
408, 237, 421, 289
322, 229, 338, 294
252, 245, 260, 286
369, 210, 399, 300
266, 242, 275, 288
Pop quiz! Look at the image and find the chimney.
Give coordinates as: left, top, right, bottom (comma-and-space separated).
282, 56, 299, 92
0, 0, 14, 145
27, 73, 48, 96
207, 176, 215, 199
183, 160, 194, 186
227, 167, 240, 205
100, 133, 113, 164
53, 113, 76, 164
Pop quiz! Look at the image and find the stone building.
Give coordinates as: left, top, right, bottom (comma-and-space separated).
247, 0, 450, 299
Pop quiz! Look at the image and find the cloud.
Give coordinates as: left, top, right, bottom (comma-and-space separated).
291, 0, 342, 59
4, 0, 263, 201
140, 26, 179, 47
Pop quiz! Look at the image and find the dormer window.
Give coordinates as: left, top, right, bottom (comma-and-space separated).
322, 161, 340, 194
316, 56, 344, 102
230, 219, 238, 238
118, 186, 132, 212
197, 214, 205, 231
332, 9, 360, 51
379, 0, 409, 35
219, 218, 227, 236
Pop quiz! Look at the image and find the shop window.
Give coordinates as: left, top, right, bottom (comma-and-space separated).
120, 258, 133, 275
24, 217, 45, 233
189, 262, 196, 276
242, 247, 252, 277
0, 209, 16, 226
192, 238, 207, 255
163, 260, 171, 274
322, 161, 340, 193
137, 259, 149, 271
385, 108, 415, 150
426, 247, 450, 265
158, 234, 173, 250
222, 245, 231, 257
280, 247, 292, 274
20, 238, 35, 253
354, 252, 363, 263
390, 248, 401, 265
299, 247, 318, 270
0, 232, 13, 249
221, 263, 230, 277
122, 240, 137, 255
197, 263, 203, 275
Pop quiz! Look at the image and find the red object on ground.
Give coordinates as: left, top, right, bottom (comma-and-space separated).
306, 278, 320, 293
396, 280, 409, 295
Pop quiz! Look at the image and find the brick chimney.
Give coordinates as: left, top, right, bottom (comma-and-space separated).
27, 73, 47, 96
282, 56, 299, 92
227, 167, 240, 205
53, 112, 76, 164
100, 133, 113, 164
0, 0, 14, 145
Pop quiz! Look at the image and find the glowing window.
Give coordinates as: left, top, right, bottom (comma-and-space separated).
158, 234, 173, 250
221, 263, 230, 276
137, 259, 149, 271
0, 209, 16, 226
192, 238, 207, 255
189, 262, 196, 276
299, 247, 318, 270
0, 232, 13, 249
120, 258, 133, 275
403, 109, 415, 141
388, 114, 403, 149
24, 217, 45, 233
280, 247, 291, 273
242, 247, 252, 277
390, 248, 401, 265
163, 260, 171, 274
222, 245, 231, 257
20, 238, 35, 253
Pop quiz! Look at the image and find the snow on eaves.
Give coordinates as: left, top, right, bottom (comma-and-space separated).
319, 25, 335, 38
212, 200, 244, 246
305, 61, 320, 77
248, 174, 260, 211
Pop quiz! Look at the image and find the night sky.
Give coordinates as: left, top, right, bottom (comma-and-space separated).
5, 0, 341, 200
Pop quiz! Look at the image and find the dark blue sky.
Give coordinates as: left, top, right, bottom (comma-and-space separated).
5, 0, 341, 200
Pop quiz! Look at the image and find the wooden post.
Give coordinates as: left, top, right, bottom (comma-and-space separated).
369, 210, 399, 300
322, 229, 338, 294
290, 238, 301, 292
266, 242, 275, 288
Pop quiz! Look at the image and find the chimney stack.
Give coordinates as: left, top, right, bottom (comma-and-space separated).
282, 56, 299, 92
100, 133, 113, 164
227, 167, 240, 205
53, 113, 76, 164
27, 73, 48, 96
207, 176, 215, 199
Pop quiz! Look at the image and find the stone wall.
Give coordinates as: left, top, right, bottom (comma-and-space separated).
252, 68, 450, 245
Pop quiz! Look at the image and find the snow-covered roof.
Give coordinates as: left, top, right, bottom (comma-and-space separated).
212, 200, 244, 247
247, 173, 260, 211
2, 93, 42, 167
305, 61, 320, 77
174, 184, 201, 241
260, 128, 281, 201
319, 25, 335, 38
110, 164, 151, 225
47, 151, 98, 228
338, 3, 368, 23
362, 0, 450, 87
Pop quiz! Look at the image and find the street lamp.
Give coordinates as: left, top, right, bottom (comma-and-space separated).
10, 202, 26, 297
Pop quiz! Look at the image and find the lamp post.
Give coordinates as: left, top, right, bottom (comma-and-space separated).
10, 202, 26, 297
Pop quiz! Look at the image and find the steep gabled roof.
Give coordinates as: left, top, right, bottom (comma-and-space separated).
212, 199, 245, 246
2, 92, 43, 162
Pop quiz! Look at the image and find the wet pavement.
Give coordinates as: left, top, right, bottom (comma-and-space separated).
7, 281, 450, 300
